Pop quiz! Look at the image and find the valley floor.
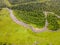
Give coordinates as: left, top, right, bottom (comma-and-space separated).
0, 8, 60, 45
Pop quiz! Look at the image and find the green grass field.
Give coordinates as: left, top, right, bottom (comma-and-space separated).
0, 8, 60, 45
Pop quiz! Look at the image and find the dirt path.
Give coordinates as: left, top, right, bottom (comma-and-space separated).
7, 8, 60, 32
7, 8, 48, 32
12, 2, 41, 7
44, 11, 60, 18
7, 8, 30, 28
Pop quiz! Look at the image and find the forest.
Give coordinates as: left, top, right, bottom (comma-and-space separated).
0, 0, 60, 30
